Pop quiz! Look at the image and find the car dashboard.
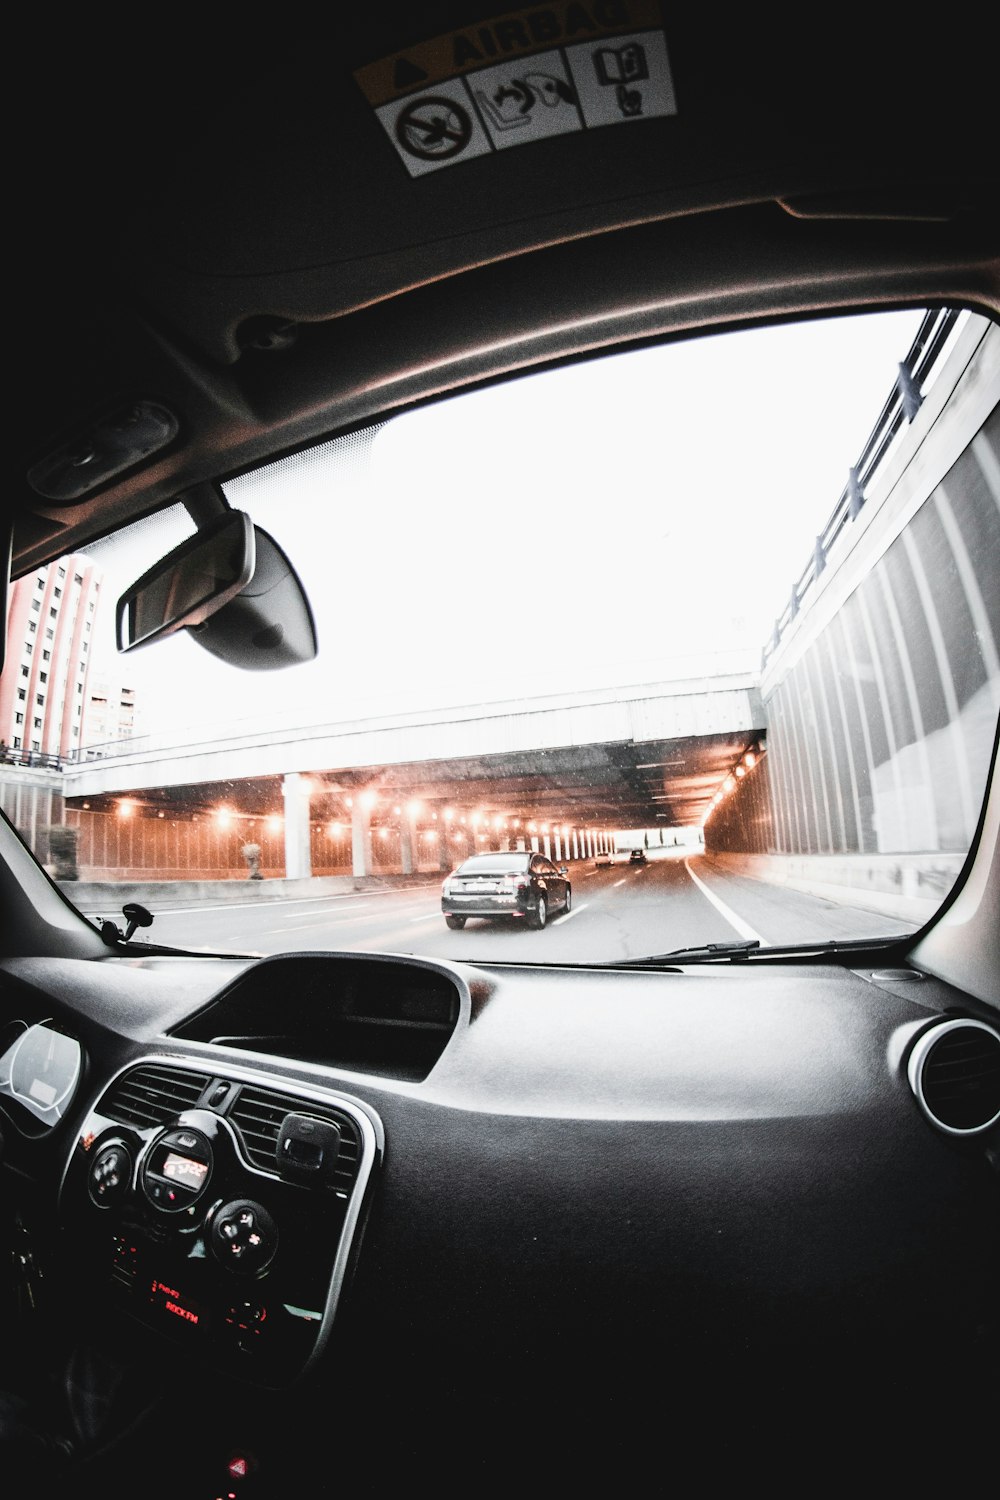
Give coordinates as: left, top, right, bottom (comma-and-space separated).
1, 944, 998, 1492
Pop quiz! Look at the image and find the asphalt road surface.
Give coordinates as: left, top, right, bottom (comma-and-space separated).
105, 849, 913, 963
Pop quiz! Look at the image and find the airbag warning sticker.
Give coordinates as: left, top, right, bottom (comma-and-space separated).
355, 1, 676, 177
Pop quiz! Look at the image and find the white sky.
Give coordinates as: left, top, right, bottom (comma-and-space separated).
82, 307, 933, 743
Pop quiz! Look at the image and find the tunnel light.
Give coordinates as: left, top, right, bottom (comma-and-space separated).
360, 790, 377, 810
327, 822, 342, 836
724, 776, 735, 792
268, 815, 283, 833
345, 796, 353, 808
393, 805, 401, 816
117, 799, 134, 818
216, 807, 233, 828
540, 824, 549, 834
736, 765, 746, 778
745, 751, 757, 768
527, 821, 536, 833
443, 807, 453, 821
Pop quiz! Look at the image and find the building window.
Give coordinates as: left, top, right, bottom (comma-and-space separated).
76, 682, 83, 693
28, 620, 37, 633
72, 727, 79, 737
74, 573, 83, 585
57, 565, 66, 578
13, 737, 21, 749
39, 672, 48, 684
15, 713, 23, 725
43, 649, 50, 661
17, 689, 26, 701
20, 666, 28, 678
53, 586, 62, 598
45, 627, 54, 640
33, 717, 42, 730
25, 642, 33, 655
36, 694, 43, 706
49, 606, 57, 619
31, 598, 41, 611
31, 740, 40, 751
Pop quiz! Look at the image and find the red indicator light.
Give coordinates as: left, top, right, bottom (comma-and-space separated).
227, 1455, 250, 1479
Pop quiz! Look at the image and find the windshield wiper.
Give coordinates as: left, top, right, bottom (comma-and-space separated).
616, 935, 906, 967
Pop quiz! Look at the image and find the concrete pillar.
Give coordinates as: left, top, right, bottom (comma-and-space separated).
572, 830, 579, 860
282, 772, 312, 879
543, 833, 551, 859
400, 807, 418, 875
531, 835, 539, 852
351, 796, 372, 877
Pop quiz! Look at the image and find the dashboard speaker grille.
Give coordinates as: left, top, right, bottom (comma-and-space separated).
908, 1020, 1000, 1134
98, 1064, 211, 1128
228, 1084, 361, 1193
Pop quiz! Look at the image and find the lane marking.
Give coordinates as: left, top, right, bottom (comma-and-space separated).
614, 878, 626, 887
683, 859, 766, 944
409, 913, 441, 922
93, 886, 437, 918
555, 901, 588, 923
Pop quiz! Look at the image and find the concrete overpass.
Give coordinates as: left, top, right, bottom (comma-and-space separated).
57, 668, 765, 877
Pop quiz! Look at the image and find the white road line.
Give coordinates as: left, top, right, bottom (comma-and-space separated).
683, 859, 766, 943
614, 878, 626, 887
555, 901, 588, 923
106, 886, 435, 917
409, 912, 440, 922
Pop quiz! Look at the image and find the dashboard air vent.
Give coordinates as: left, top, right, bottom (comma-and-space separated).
907, 1020, 1000, 1135
98, 1063, 212, 1129
228, 1084, 361, 1194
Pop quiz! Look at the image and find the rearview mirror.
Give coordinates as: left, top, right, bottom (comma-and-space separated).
116, 511, 254, 652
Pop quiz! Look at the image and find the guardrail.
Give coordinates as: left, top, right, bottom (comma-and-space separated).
760, 307, 961, 671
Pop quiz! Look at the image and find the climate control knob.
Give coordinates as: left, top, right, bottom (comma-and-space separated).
210, 1199, 278, 1273
88, 1143, 133, 1206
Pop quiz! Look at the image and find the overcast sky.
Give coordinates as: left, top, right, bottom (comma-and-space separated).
83, 306, 938, 742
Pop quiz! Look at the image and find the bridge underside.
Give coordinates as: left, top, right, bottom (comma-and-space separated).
64, 730, 760, 832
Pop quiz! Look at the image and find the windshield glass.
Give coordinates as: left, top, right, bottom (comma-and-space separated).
3, 307, 998, 962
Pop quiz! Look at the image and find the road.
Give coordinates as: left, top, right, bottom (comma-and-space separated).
113, 849, 912, 963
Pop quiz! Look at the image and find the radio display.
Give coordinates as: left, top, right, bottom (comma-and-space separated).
161, 1152, 209, 1188
148, 1278, 204, 1328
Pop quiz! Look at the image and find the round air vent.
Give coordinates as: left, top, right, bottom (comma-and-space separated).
907, 1019, 1000, 1136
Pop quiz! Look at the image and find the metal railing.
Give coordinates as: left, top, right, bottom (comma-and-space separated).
760, 307, 961, 671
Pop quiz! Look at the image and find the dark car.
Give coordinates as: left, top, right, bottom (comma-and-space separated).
442, 851, 571, 929
628, 849, 648, 865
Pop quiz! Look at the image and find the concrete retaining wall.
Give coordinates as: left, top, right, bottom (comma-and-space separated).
703, 851, 967, 924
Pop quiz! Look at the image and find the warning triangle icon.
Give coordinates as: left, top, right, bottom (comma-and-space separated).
393, 56, 429, 91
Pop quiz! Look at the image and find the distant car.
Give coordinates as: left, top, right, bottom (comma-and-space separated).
442, 851, 571, 929
628, 849, 648, 865
594, 849, 616, 868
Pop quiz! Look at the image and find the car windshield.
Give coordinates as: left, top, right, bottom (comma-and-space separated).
3, 306, 998, 963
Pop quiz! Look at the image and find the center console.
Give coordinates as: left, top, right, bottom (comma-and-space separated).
59, 1057, 381, 1388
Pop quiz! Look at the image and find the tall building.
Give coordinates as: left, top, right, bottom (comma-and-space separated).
0, 555, 103, 761
84, 675, 142, 749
